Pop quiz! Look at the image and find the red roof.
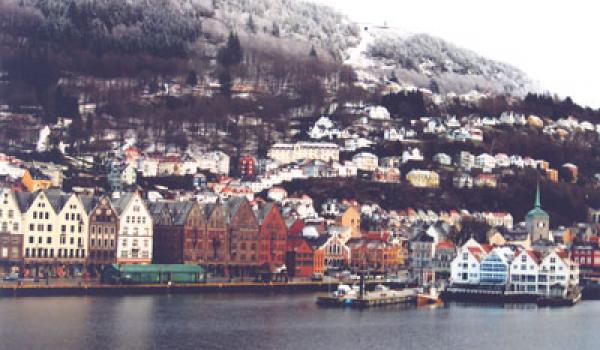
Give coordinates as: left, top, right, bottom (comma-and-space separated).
437, 241, 455, 249
480, 244, 493, 253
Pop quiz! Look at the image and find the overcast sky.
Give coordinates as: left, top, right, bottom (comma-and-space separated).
312, 0, 599, 108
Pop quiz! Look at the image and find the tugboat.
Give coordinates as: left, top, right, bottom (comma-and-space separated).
416, 286, 442, 306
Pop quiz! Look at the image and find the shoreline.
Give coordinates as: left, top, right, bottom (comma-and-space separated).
0, 280, 405, 297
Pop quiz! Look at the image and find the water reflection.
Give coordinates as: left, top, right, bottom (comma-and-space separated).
0, 294, 599, 350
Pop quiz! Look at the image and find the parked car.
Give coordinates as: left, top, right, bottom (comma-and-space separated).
311, 273, 324, 281
3, 273, 19, 281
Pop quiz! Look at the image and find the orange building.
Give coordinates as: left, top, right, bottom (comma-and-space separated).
21, 169, 52, 192
347, 238, 403, 274
335, 205, 361, 238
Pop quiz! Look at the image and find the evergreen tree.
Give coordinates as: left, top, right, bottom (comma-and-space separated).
271, 22, 280, 37
218, 70, 232, 97
186, 70, 198, 87
247, 14, 256, 33
217, 32, 243, 67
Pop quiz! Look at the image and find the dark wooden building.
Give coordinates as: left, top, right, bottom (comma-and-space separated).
88, 196, 117, 269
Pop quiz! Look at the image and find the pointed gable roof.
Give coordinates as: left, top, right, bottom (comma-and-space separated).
14, 191, 35, 213
111, 193, 134, 215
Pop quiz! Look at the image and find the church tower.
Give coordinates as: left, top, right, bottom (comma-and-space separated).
526, 183, 550, 242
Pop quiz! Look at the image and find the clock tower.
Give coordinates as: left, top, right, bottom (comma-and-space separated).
525, 183, 550, 241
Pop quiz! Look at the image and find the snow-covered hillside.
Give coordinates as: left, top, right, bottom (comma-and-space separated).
345, 24, 539, 96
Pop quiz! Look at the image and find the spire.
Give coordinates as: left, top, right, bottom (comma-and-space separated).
534, 182, 541, 209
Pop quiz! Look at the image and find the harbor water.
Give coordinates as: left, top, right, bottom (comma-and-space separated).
0, 292, 598, 349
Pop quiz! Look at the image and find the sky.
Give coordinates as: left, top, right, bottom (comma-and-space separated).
312, 0, 600, 108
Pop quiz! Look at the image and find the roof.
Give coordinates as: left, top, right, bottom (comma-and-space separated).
14, 191, 35, 213
149, 201, 195, 226
111, 193, 134, 215
254, 202, 274, 225
305, 234, 331, 249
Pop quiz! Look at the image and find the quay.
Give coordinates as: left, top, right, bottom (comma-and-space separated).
442, 286, 581, 306
0, 280, 403, 297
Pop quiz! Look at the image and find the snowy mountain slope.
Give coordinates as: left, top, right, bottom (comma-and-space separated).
345, 24, 539, 95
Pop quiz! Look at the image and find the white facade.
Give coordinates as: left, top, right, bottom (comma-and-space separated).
0, 189, 21, 235
352, 152, 378, 171
268, 142, 339, 165
116, 193, 153, 264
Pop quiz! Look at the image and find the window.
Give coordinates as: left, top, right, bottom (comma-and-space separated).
47, 224, 52, 232
12, 223, 18, 231
47, 237, 51, 244
33, 211, 37, 219
61, 225, 66, 233
37, 224, 44, 232
7, 210, 13, 219
45, 212, 49, 220
29, 224, 34, 232
70, 237, 74, 245
122, 239, 127, 247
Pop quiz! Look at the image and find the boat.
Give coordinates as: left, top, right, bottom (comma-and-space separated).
537, 289, 581, 307
317, 283, 416, 308
416, 287, 442, 306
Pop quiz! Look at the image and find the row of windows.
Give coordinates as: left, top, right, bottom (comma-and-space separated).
28, 224, 83, 233
121, 239, 149, 248
32, 211, 50, 220
0, 209, 15, 219
25, 248, 85, 258
64, 212, 82, 221
0, 222, 18, 232
122, 227, 149, 236
120, 250, 149, 258
28, 236, 83, 245
91, 239, 115, 248
91, 226, 116, 235
125, 216, 147, 224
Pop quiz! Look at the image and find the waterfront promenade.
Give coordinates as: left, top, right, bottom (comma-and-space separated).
0, 279, 397, 297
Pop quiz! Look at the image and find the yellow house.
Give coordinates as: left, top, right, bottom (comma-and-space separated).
406, 170, 440, 188
22, 169, 53, 192
335, 205, 361, 238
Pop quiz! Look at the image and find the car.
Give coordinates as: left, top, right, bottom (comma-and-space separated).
3, 273, 19, 281
311, 273, 324, 281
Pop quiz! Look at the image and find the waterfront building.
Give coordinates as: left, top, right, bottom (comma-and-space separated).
410, 231, 436, 284
286, 236, 325, 278
21, 191, 90, 276
479, 247, 513, 285
88, 195, 118, 269
537, 250, 579, 297
255, 202, 287, 272
347, 237, 402, 274
150, 201, 199, 264
432, 240, 456, 280
509, 250, 541, 293
114, 192, 153, 264
203, 202, 229, 274
227, 197, 260, 276
450, 239, 490, 285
